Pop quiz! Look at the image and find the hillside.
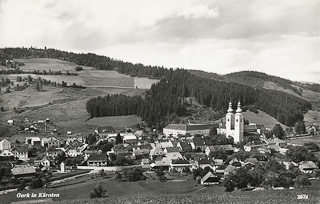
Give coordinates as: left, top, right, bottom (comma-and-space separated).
0, 48, 314, 129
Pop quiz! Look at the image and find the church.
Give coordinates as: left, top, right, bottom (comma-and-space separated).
217, 101, 244, 143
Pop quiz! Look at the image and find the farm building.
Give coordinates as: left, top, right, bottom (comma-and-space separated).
87, 154, 108, 167
163, 124, 212, 137
201, 171, 220, 185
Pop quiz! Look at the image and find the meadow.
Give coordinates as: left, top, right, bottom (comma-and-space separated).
86, 115, 142, 131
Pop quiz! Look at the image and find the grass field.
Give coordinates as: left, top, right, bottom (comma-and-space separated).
242, 110, 287, 129
287, 135, 320, 146
3, 178, 319, 204
86, 115, 142, 131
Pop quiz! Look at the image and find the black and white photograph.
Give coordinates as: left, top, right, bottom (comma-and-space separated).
0, 0, 319, 203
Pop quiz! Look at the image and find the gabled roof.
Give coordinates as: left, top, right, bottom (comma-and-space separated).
224, 165, 237, 174
171, 159, 191, 165
178, 142, 192, 151
150, 146, 165, 156
12, 145, 28, 153
165, 147, 180, 153
299, 161, 318, 169
244, 158, 259, 165
166, 152, 183, 160
198, 158, 212, 165
244, 140, 265, 147
139, 144, 153, 150
159, 141, 174, 148
207, 145, 234, 152
192, 137, 205, 146
88, 154, 108, 161
164, 124, 212, 131
12, 166, 36, 176
201, 171, 219, 183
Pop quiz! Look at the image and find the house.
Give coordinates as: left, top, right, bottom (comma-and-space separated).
212, 159, 224, 172
25, 137, 41, 146
87, 154, 108, 167
46, 147, 64, 159
141, 159, 150, 169
205, 145, 234, 156
113, 144, 133, 156
165, 152, 183, 161
177, 142, 192, 152
7, 120, 14, 125
34, 156, 51, 169
244, 141, 266, 152
266, 138, 287, 147
169, 159, 192, 172
184, 152, 206, 163
224, 165, 237, 175
123, 134, 138, 144
201, 171, 220, 185
163, 124, 212, 137
11, 165, 36, 178
41, 137, 60, 148
299, 161, 318, 173
0, 139, 11, 151
196, 158, 213, 169
12, 146, 29, 161
164, 147, 181, 154
244, 158, 259, 166
190, 137, 206, 151
150, 158, 171, 170
132, 149, 150, 159
229, 158, 242, 167
149, 146, 165, 160
158, 141, 174, 148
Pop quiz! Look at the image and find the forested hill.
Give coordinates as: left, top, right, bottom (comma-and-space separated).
0, 47, 312, 128
224, 71, 302, 95
190, 70, 303, 95
86, 69, 311, 128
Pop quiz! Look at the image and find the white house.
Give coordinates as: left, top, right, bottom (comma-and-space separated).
0, 139, 11, 151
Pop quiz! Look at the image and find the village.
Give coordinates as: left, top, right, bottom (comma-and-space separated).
0, 100, 319, 199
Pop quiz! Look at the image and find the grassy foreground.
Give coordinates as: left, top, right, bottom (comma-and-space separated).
56, 188, 320, 204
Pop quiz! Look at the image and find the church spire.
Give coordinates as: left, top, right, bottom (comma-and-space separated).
227, 101, 233, 113
236, 101, 242, 113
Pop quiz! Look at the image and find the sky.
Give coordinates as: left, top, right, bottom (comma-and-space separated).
0, 0, 319, 83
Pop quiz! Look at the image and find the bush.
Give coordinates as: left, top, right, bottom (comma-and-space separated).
89, 184, 108, 198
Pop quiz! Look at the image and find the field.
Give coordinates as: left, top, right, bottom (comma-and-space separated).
3, 178, 320, 204
242, 110, 287, 129
0, 58, 158, 135
287, 135, 320, 146
86, 115, 142, 131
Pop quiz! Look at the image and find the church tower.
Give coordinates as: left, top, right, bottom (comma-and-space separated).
226, 101, 234, 137
234, 101, 244, 143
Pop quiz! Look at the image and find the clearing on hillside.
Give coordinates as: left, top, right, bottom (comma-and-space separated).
86, 115, 142, 130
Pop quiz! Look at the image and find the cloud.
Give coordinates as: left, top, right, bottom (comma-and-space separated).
177, 5, 220, 19
0, 0, 319, 83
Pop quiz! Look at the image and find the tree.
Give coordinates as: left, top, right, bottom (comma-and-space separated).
294, 120, 306, 135
89, 183, 108, 198
272, 124, 285, 139
87, 134, 97, 145
248, 169, 264, 187
1, 107, 4, 112
296, 175, 311, 188
278, 172, 294, 189
155, 168, 166, 181
31, 177, 43, 189
115, 133, 123, 144
223, 174, 236, 192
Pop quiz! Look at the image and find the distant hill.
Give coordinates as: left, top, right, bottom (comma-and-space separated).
0, 47, 313, 128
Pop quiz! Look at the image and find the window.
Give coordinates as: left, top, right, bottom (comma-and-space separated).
236, 119, 238, 122
227, 119, 229, 122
